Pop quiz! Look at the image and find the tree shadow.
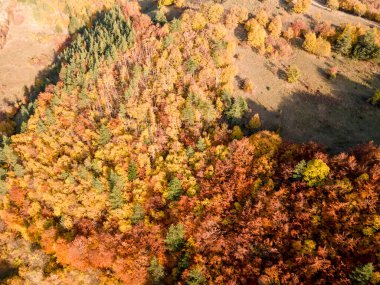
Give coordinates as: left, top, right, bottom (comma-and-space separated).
0, 260, 17, 282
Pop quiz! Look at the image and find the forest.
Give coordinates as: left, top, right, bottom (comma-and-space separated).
0, 1, 379, 284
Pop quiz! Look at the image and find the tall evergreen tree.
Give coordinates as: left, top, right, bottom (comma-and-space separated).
335, 28, 352, 56
352, 29, 380, 60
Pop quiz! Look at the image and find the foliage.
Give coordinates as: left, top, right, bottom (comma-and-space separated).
352, 28, 380, 60
0, 2, 379, 285
369, 89, 380, 106
148, 257, 165, 284
286, 65, 301, 83
165, 223, 185, 252
293, 0, 312, 13
350, 263, 374, 285
225, 96, 248, 122
303, 159, 330, 186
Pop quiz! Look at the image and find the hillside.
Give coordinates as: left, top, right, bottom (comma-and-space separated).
0, 1, 379, 285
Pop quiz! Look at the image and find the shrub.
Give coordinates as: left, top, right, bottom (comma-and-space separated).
327, 66, 338, 79
303, 159, 330, 186
231, 126, 244, 140
248, 114, 262, 130
286, 65, 301, 83
369, 89, 380, 106
165, 223, 185, 251
242, 78, 254, 93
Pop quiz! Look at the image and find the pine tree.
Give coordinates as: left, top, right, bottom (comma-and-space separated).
128, 160, 138, 182
165, 223, 185, 251
352, 29, 380, 60
148, 257, 165, 284
196, 137, 207, 151
335, 28, 353, 56
166, 177, 183, 201
225, 96, 248, 123
109, 170, 124, 209
98, 124, 112, 146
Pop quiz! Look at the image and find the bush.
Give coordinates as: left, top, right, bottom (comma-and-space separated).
242, 78, 254, 93
231, 126, 244, 140
286, 65, 301, 83
369, 89, 380, 106
248, 114, 262, 130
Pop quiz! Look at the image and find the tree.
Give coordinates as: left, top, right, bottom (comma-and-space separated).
245, 19, 267, 50
255, 10, 269, 27
350, 263, 374, 285
268, 16, 282, 38
128, 160, 138, 182
335, 27, 353, 56
352, 28, 380, 60
148, 257, 165, 284
303, 159, 330, 186
166, 177, 183, 201
187, 267, 206, 285
109, 170, 124, 209
231, 126, 243, 140
225, 96, 248, 122
303, 32, 317, 53
165, 223, 185, 252
293, 0, 312, 13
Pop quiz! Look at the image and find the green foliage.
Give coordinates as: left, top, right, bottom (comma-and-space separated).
165, 223, 185, 252
335, 28, 353, 56
109, 170, 124, 209
350, 263, 374, 285
187, 268, 206, 285
231, 125, 243, 140
128, 160, 138, 182
148, 257, 165, 284
352, 29, 380, 60
293, 160, 307, 179
303, 159, 330, 186
98, 124, 112, 146
186, 146, 195, 158
225, 96, 248, 122
60, 7, 134, 88
369, 89, 380, 106
153, 9, 168, 24
130, 203, 145, 225
166, 177, 183, 201
196, 137, 206, 151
